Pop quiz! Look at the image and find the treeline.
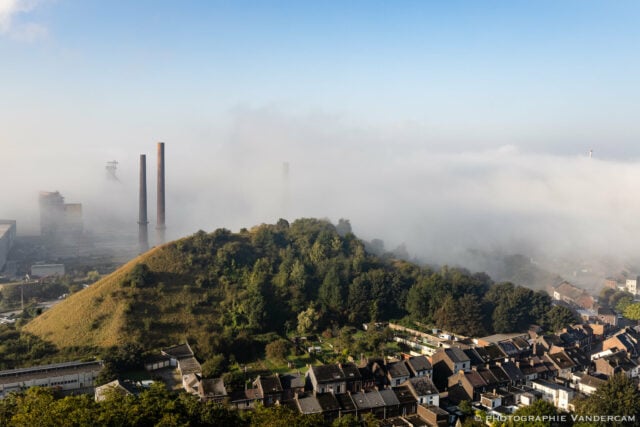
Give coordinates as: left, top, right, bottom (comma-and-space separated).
19, 218, 576, 368
4, 374, 639, 427
0, 384, 365, 427
165, 218, 573, 359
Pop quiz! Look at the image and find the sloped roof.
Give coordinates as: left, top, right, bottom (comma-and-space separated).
602, 351, 638, 372
477, 368, 499, 386
446, 347, 471, 364
335, 393, 357, 411
476, 344, 507, 361
387, 361, 411, 378
178, 356, 202, 375
201, 378, 227, 397
351, 390, 385, 409
555, 282, 587, 301
297, 395, 322, 414
311, 364, 346, 383
405, 356, 432, 373
488, 366, 510, 383
162, 343, 194, 359
464, 371, 488, 388
407, 377, 439, 396
256, 374, 283, 393
463, 348, 485, 366
393, 384, 418, 405
340, 363, 362, 380
379, 388, 401, 406
280, 373, 305, 389
499, 361, 525, 382
316, 392, 340, 411
579, 374, 607, 389
544, 352, 576, 370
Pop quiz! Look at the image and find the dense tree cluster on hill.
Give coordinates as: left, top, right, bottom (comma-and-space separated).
166, 218, 569, 360
20, 218, 576, 373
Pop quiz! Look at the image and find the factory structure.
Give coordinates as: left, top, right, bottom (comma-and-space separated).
0, 142, 168, 280
39, 191, 83, 242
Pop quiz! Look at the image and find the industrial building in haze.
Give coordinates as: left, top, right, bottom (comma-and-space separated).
0, 220, 16, 272
39, 191, 83, 238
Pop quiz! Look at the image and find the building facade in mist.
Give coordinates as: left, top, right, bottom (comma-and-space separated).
39, 191, 83, 241
0, 220, 16, 272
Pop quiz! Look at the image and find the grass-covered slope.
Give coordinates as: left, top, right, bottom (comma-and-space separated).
23, 244, 194, 348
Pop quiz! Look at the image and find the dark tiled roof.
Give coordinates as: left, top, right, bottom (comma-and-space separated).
447, 348, 471, 364
463, 348, 485, 366
340, 363, 362, 380
335, 392, 356, 411
316, 392, 340, 411
498, 362, 525, 383
297, 395, 323, 414
472, 347, 492, 363
464, 371, 488, 388
482, 344, 507, 361
379, 389, 401, 406
257, 375, 283, 393
407, 377, 439, 396
498, 341, 519, 356
511, 337, 531, 350
162, 343, 194, 359
545, 352, 576, 370
405, 356, 432, 373
201, 378, 227, 397
280, 373, 305, 389
564, 348, 590, 367
393, 385, 418, 405
387, 361, 410, 378
178, 356, 201, 375
351, 391, 385, 409
602, 351, 638, 371
488, 366, 510, 383
477, 368, 499, 386
311, 364, 346, 383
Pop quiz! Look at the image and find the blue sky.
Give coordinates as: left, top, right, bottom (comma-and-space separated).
3, 1, 640, 270
2, 1, 640, 157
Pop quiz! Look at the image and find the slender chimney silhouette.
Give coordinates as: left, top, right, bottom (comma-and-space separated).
156, 142, 166, 244
138, 154, 149, 252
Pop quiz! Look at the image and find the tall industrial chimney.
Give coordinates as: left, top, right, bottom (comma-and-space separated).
156, 142, 166, 244
138, 154, 149, 252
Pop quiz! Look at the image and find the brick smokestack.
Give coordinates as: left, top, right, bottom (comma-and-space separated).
138, 154, 149, 252
156, 142, 166, 244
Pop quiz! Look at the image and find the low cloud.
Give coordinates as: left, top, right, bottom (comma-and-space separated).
3, 107, 639, 288
0, 0, 47, 41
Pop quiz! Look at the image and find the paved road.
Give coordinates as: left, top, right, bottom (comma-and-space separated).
0, 299, 62, 318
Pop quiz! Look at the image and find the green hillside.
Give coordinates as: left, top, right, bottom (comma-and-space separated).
23, 218, 566, 364
24, 219, 416, 357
